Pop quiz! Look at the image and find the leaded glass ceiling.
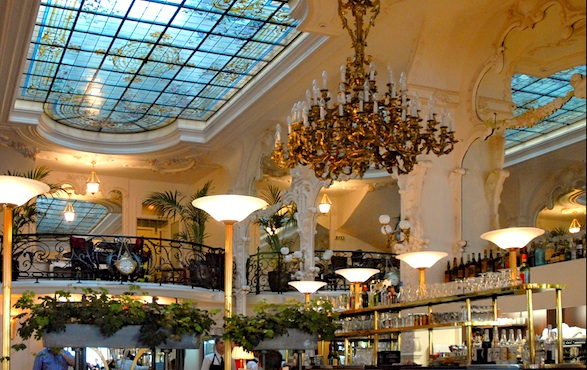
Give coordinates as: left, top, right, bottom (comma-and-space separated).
19, 0, 300, 133
508, 65, 586, 149
36, 197, 109, 234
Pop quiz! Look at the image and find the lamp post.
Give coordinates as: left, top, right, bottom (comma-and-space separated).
288, 281, 327, 302
335, 268, 379, 309
395, 251, 448, 294
192, 195, 267, 370
481, 227, 544, 283
0, 176, 49, 370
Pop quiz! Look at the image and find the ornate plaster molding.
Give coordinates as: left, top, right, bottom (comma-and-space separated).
0, 133, 39, 158
450, 167, 468, 256
393, 160, 431, 252
485, 168, 511, 230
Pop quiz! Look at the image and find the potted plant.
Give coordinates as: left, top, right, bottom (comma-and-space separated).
256, 185, 298, 292
13, 285, 216, 349
223, 299, 341, 351
142, 180, 213, 243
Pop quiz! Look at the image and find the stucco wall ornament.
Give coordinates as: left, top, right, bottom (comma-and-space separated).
485, 74, 585, 131
485, 169, 511, 230
0, 134, 39, 159
392, 161, 431, 252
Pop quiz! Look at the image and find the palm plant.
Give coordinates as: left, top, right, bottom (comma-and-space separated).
256, 185, 297, 252
142, 181, 213, 243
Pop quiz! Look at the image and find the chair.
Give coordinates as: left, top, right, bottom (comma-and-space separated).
67, 236, 97, 278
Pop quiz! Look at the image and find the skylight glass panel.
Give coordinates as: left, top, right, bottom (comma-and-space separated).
36, 197, 109, 235
19, 0, 300, 133
507, 65, 586, 149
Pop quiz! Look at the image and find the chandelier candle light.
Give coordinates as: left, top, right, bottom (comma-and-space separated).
0, 176, 50, 370
192, 195, 268, 370
272, 0, 457, 181
481, 227, 545, 283
336, 268, 379, 309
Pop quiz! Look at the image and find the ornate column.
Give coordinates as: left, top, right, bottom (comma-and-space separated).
282, 165, 330, 279
233, 219, 253, 315
393, 161, 431, 253
450, 167, 468, 256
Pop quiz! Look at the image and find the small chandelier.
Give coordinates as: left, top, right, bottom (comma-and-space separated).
272, 0, 457, 181
318, 193, 332, 214
86, 160, 101, 195
569, 214, 581, 234
63, 193, 75, 222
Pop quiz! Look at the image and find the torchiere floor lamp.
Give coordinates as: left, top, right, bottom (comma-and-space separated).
0, 176, 49, 370
192, 195, 267, 370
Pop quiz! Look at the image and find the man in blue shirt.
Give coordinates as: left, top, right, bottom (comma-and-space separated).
33, 347, 75, 370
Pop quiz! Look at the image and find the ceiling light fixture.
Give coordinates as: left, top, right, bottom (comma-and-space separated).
569, 214, 581, 234
318, 193, 332, 214
272, 0, 457, 181
63, 193, 75, 222
86, 160, 100, 195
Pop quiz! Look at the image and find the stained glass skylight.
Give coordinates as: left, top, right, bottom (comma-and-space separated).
36, 197, 109, 234
508, 65, 586, 149
19, 0, 300, 133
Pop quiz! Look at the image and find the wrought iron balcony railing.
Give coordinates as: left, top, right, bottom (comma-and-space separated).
5, 233, 225, 289
4, 234, 398, 293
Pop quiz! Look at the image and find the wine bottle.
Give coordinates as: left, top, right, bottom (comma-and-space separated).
457, 256, 466, 279
444, 261, 451, 283
451, 257, 458, 281
534, 241, 546, 266
544, 324, 557, 364
469, 253, 477, 277
519, 254, 530, 284
476, 252, 483, 275
481, 249, 489, 273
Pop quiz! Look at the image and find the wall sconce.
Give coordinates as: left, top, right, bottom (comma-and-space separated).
335, 268, 379, 309
86, 160, 101, 195
481, 227, 544, 283
379, 215, 410, 253
318, 193, 332, 214
63, 193, 75, 222
395, 251, 447, 294
569, 214, 581, 234
192, 194, 267, 370
288, 281, 327, 302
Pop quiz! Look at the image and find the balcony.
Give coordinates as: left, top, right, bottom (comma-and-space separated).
4, 234, 397, 293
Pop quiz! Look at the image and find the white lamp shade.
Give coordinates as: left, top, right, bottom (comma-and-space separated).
335, 268, 379, 283
481, 227, 545, 250
288, 280, 327, 293
379, 214, 391, 224
192, 195, 267, 222
232, 346, 255, 360
0, 176, 50, 206
395, 251, 448, 269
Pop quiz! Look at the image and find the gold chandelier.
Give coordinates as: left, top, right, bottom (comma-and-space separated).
272, 0, 457, 181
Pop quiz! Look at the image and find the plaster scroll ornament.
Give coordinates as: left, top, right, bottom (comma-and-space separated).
485, 73, 586, 131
